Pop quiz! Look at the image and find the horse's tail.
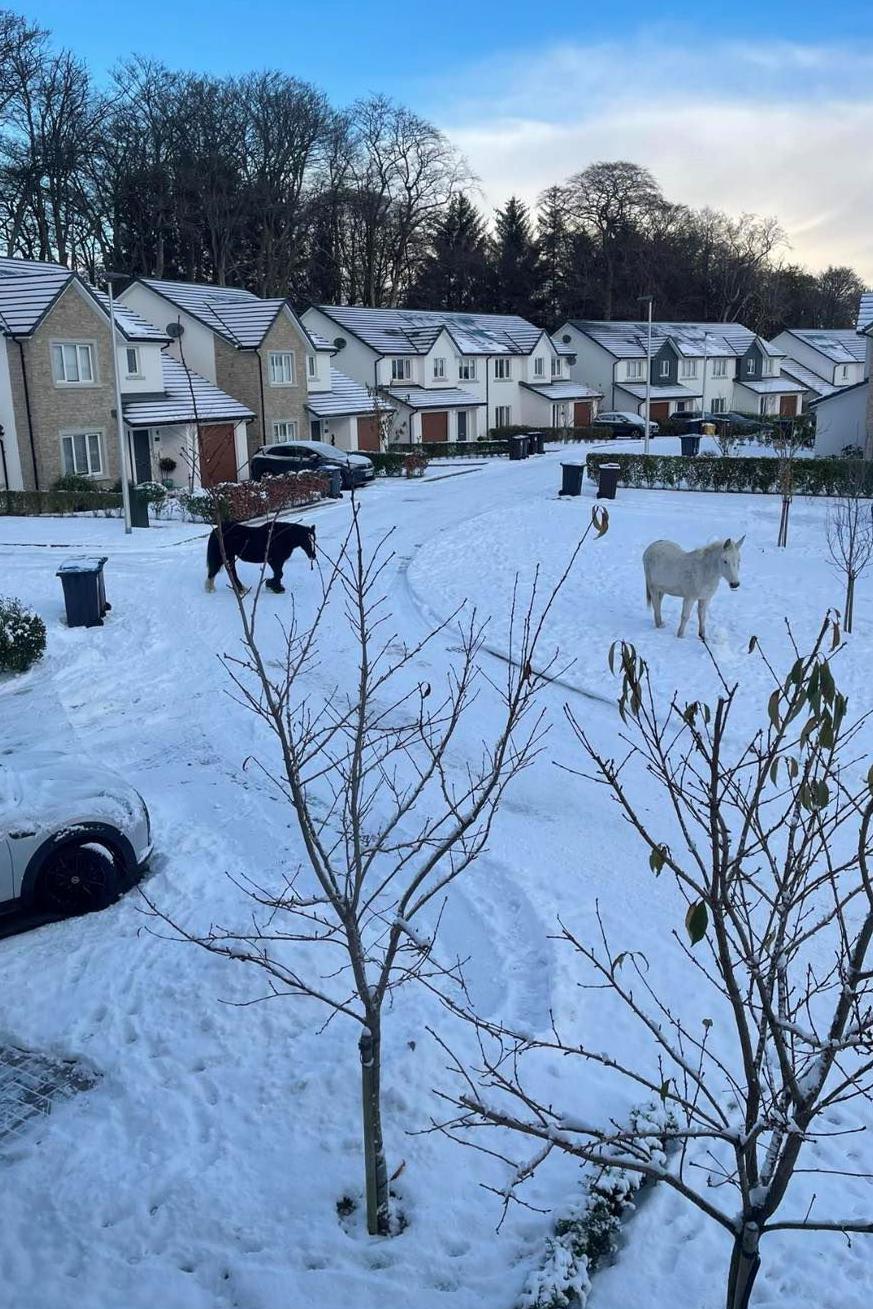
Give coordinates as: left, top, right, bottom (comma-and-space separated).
206, 527, 223, 585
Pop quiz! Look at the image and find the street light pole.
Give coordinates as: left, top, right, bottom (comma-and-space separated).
106, 276, 132, 534
640, 295, 653, 456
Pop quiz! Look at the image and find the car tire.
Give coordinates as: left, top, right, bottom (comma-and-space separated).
35, 843, 121, 917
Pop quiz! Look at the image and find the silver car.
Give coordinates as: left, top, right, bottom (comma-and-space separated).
0, 752, 152, 920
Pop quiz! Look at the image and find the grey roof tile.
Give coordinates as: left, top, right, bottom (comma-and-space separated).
780, 360, 839, 397
121, 355, 254, 426
781, 327, 866, 364
856, 292, 873, 333
521, 381, 602, 400
317, 305, 549, 356
138, 279, 318, 350
619, 382, 703, 400
306, 368, 392, 417
563, 319, 756, 359
735, 376, 805, 395
385, 385, 483, 410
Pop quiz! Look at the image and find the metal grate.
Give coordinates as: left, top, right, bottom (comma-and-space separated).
0, 1045, 98, 1145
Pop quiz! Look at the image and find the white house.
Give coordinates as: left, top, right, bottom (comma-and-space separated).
771, 328, 867, 407
120, 279, 384, 457
811, 294, 873, 457
301, 305, 600, 442
553, 320, 804, 422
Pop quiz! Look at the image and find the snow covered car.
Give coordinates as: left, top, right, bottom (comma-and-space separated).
595, 411, 660, 437
250, 440, 375, 489
0, 752, 152, 920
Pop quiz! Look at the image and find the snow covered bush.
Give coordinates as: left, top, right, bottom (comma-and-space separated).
518, 1103, 675, 1309
0, 597, 46, 673
179, 471, 329, 523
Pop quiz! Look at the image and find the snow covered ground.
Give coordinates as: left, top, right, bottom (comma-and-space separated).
0, 444, 871, 1309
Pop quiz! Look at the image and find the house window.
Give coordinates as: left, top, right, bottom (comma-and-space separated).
495, 404, 512, 427
124, 347, 141, 378
494, 358, 511, 381
458, 358, 476, 381
432, 356, 446, 380
52, 341, 95, 385
745, 359, 755, 376
391, 357, 412, 382
61, 430, 103, 477
307, 355, 318, 380
676, 400, 688, 413
269, 352, 295, 385
272, 420, 299, 440
839, 365, 849, 380
659, 360, 670, 378
627, 360, 645, 380
534, 356, 545, 377
712, 359, 727, 378
680, 359, 698, 378
551, 357, 562, 378
711, 397, 727, 414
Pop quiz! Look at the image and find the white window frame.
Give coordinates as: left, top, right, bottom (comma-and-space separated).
712, 359, 727, 378
124, 346, 141, 379
839, 364, 849, 381
659, 359, 670, 379
550, 356, 562, 378
268, 352, 295, 386
52, 341, 96, 385
533, 356, 545, 378
61, 429, 104, 477
272, 420, 299, 440
550, 402, 563, 428
432, 356, 446, 380
391, 357, 412, 382
626, 360, 645, 380
711, 397, 727, 414
494, 358, 512, 381
746, 358, 756, 376
307, 354, 318, 380
680, 359, 698, 379
495, 404, 512, 427
458, 358, 476, 381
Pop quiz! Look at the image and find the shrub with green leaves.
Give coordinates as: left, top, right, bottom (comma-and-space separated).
0, 597, 46, 673
585, 452, 873, 498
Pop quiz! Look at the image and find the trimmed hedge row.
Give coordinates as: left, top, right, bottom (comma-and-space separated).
585, 452, 873, 497
0, 487, 123, 516
179, 471, 330, 523
390, 440, 508, 459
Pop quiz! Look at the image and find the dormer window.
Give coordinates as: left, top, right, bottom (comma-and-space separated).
550, 357, 562, 378
840, 364, 849, 380
432, 356, 446, 380
534, 356, 545, 377
391, 357, 411, 382
745, 359, 755, 376
307, 355, 318, 380
659, 360, 670, 379
124, 347, 141, 378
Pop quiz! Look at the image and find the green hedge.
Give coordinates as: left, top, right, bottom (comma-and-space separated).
390, 440, 508, 459
0, 487, 123, 516
585, 452, 873, 496
488, 424, 613, 443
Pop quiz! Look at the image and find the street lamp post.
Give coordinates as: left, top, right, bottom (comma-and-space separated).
639, 295, 653, 456
105, 273, 132, 534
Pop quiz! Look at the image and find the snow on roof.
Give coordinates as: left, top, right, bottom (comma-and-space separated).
780, 360, 839, 398
385, 385, 483, 410
121, 355, 254, 426
521, 381, 602, 400
619, 383, 703, 400
306, 368, 392, 418
735, 376, 805, 395
316, 305, 547, 356
782, 328, 866, 364
138, 278, 320, 351
0, 264, 73, 335
87, 288, 170, 343
856, 292, 873, 333
562, 319, 753, 359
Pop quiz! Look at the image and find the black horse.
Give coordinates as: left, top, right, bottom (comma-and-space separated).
205, 521, 317, 594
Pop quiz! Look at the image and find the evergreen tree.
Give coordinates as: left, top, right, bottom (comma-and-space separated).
491, 195, 538, 317
532, 186, 573, 326
408, 194, 490, 310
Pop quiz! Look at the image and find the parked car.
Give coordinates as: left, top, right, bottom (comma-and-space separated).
595, 411, 660, 438
672, 410, 761, 436
250, 440, 375, 489
0, 752, 152, 921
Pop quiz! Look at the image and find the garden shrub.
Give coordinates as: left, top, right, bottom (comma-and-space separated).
0, 597, 46, 673
0, 488, 122, 516
178, 471, 329, 523
585, 452, 873, 497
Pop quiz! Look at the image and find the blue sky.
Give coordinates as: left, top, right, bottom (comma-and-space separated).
20, 1, 873, 277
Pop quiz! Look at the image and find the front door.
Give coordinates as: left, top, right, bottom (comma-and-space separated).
356, 415, 381, 451
573, 401, 592, 426
779, 395, 797, 417
456, 411, 468, 442
198, 423, 238, 488
310, 419, 322, 440
421, 410, 448, 442
132, 429, 152, 484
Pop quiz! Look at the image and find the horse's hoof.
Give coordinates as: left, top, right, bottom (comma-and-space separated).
205, 578, 215, 593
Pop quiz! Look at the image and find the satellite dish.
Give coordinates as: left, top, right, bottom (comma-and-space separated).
166, 321, 184, 339
333, 336, 346, 350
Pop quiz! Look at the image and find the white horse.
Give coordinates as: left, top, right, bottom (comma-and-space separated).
643, 536, 745, 640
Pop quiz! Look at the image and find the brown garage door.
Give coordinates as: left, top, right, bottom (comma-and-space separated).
198, 423, 238, 487
356, 415, 381, 451
574, 401, 593, 426
779, 395, 798, 417
420, 410, 448, 442
649, 401, 671, 423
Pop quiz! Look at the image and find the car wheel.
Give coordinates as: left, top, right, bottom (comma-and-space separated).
36, 843, 121, 917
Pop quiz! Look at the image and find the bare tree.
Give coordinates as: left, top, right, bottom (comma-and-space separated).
443, 616, 873, 1309
772, 420, 803, 548
145, 499, 609, 1235
827, 467, 873, 632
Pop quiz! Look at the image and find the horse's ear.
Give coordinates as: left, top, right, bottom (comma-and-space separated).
737, 534, 746, 548
724, 538, 732, 549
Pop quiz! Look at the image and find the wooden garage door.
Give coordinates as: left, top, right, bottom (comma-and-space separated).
649, 402, 671, 423
779, 395, 798, 417
198, 423, 237, 487
574, 401, 593, 426
420, 410, 448, 442
356, 415, 381, 451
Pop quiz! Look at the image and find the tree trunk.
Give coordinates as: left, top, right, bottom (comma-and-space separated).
777, 495, 790, 548
845, 573, 856, 633
726, 1222, 761, 1309
359, 1024, 390, 1234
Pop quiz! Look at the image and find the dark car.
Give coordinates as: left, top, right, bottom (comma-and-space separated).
250, 440, 375, 489
673, 410, 761, 436
595, 411, 659, 438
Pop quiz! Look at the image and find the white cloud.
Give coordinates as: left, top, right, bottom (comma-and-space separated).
423, 36, 873, 279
